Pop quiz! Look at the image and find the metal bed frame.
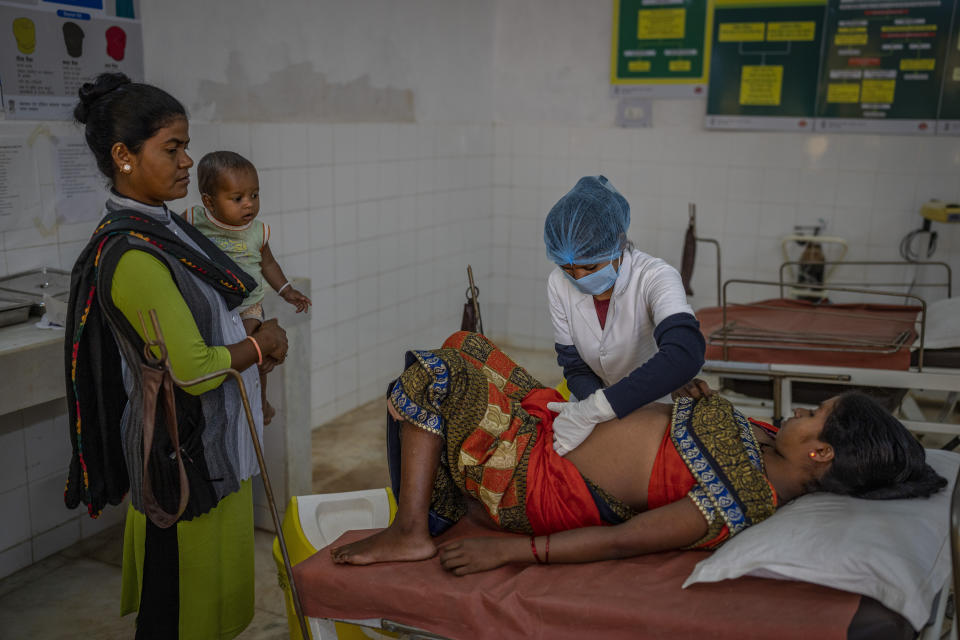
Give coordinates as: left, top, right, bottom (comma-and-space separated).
712, 281, 926, 363
694, 259, 959, 439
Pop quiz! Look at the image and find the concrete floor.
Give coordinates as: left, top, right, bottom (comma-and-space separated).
0, 344, 560, 640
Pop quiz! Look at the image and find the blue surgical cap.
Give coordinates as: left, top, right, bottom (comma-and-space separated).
544, 175, 630, 265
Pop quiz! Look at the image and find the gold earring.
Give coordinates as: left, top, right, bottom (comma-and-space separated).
122, 163, 132, 173
808, 451, 816, 459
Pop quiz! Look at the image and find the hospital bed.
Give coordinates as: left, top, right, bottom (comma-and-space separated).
680, 205, 959, 436
692, 264, 960, 440
274, 447, 960, 640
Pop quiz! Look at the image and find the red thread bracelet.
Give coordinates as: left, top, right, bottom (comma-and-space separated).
245, 335, 263, 365
530, 535, 543, 564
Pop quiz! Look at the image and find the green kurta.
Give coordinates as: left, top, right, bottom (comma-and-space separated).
120, 481, 255, 640
111, 247, 255, 639
111, 249, 232, 395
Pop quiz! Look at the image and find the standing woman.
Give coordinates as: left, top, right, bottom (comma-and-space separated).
544, 176, 706, 456
64, 73, 287, 639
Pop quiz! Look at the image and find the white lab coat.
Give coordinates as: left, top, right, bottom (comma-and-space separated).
548, 247, 694, 392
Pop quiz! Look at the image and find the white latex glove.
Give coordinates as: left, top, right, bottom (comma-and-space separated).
546, 390, 616, 457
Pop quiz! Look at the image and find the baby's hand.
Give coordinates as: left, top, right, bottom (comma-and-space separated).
281, 287, 312, 313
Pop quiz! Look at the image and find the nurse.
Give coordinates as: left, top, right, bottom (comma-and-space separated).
545, 176, 707, 456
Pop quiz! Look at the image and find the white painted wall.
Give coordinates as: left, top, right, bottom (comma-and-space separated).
141, 0, 495, 124
486, 0, 960, 350
493, 0, 614, 126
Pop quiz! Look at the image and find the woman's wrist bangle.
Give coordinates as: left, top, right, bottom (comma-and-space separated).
530, 535, 543, 564
277, 282, 291, 294
245, 335, 263, 365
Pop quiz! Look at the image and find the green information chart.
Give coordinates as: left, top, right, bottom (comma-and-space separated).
706, 0, 827, 130
816, 0, 954, 134
937, 9, 960, 134
611, 0, 713, 97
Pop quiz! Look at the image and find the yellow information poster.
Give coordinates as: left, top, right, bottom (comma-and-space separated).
637, 8, 687, 40
819, 0, 952, 132
766, 21, 816, 41
834, 33, 868, 45
739, 65, 784, 105
860, 79, 896, 104
900, 58, 936, 71
611, 0, 713, 95
718, 22, 766, 42
826, 83, 860, 103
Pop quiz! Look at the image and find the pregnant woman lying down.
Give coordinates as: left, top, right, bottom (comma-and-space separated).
332, 332, 945, 575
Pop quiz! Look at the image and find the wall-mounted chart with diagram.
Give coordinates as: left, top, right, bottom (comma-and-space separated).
0, 0, 143, 120
937, 14, 960, 134
706, 0, 827, 130
611, 0, 714, 97
816, 0, 954, 134
702, 0, 960, 133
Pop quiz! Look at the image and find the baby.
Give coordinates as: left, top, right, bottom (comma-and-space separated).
185, 151, 311, 424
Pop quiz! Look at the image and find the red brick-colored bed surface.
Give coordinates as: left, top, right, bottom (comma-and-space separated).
698, 298, 920, 370
292, 512, 860, 640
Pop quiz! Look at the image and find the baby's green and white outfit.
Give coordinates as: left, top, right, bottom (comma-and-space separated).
187, 205, 270, 321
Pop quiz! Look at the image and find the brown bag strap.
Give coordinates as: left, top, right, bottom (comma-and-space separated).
140, 364, 190, 528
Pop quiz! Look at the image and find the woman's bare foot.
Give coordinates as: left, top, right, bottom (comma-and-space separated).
263, 400, 276, 425
331, 522, 436, 565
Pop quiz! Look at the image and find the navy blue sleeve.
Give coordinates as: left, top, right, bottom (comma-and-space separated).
601, 312, 706, 418
555, 343, 604, 400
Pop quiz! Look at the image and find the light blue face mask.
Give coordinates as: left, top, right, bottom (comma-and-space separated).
563, 260, 620, 296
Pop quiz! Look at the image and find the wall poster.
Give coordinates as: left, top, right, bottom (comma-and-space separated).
816, 0, 955, 134
0, 0, 143, 120
937, 6, 960, 134
612, 0, 715, 97
706, 0, 828, 130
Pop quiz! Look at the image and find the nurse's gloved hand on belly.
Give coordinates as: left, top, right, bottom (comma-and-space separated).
547, 390, 616, 456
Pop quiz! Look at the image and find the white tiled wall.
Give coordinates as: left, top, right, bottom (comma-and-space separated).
220, 122, 495, 426
0, 121, 494, 428
487, 102, 960, 350
0, 401, 127, 579
4, 113, 960, 423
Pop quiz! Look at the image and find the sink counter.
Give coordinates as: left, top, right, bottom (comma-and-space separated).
0, 322, 66, 416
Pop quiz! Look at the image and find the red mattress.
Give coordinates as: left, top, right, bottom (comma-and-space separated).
293, 510, 860, 640
697, 298, 920, 370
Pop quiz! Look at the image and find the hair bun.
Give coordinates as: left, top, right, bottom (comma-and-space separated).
74, 72, 131, 124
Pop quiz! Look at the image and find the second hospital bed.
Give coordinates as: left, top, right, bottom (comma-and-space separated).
694, 273, 960, 439
682, 213, 960, 436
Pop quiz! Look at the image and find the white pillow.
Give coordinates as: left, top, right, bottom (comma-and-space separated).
914, 297, 960, 350
683, 449, 960, 631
